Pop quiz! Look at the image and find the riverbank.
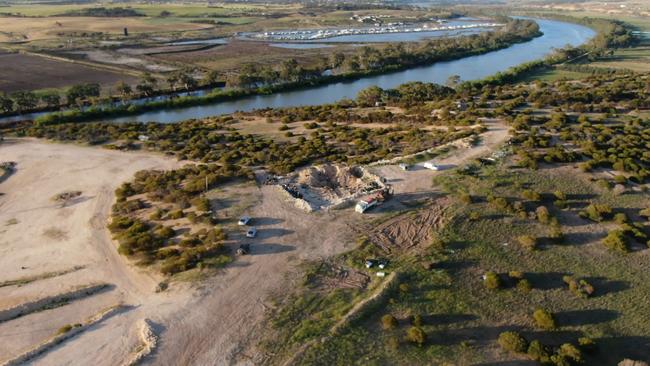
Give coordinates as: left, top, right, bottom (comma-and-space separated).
30, 18, 542, 126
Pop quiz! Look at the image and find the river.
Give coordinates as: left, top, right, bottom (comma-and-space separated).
3, 18, 595, 124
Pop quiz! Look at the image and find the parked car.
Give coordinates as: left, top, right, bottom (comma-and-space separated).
398, 163, 410, 171
238, 216, 251, 226
246, 227, 257, 238
236, 244, 250, 255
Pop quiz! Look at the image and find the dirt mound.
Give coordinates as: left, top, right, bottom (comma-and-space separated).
310, 263, 370, 291
283, 164, 385, 210
369, 197, 450, 253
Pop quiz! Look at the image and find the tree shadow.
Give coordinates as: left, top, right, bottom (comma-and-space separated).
525, 272, 570, 290
590, 336, 650, 365
259, 228, 294, 239
562, 231, 605, 246
555, 309, 619, 327
251, 243, 295, 255
435, 259, 477, 275
583, 277, 630, 297
424, 313, 478, 326
427, 325, 523, 346
252, 216, 284, 226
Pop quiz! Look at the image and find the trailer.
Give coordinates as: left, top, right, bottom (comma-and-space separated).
423, 161, 440, 171
355, 186, 393, 213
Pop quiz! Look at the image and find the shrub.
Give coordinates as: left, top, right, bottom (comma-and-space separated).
563, 276, 594, 298
149, 208, 164, 220
602, 230, 629, 252
553, 190, 567, 201
579, 203, 612, 222
522, 189, 541, 201
578, 337, 597, 353
639, 207, 650, 220
459, 192, 473, 204
536, 206, 550, 224
469, 211, 481, 221
168, 210, 184, 219
533, 308, 556, 330
192, 197, 211, 212
614, 212, 628, 224
527, 339, 550, 361
558, 343, 583, 363
517, 235, 537, 250
411, 314, 423, 327
381, 314, 398, 330
387, 336, 400, 351
405, 326, 427, 346
517, 279, 533, 293
483, 271, 501, 290
155, 226, 175, 239
498, 331, 528, 353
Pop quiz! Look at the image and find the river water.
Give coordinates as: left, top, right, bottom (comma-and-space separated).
2, 18, 595, 124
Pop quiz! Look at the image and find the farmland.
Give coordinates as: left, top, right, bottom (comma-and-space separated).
0, 50, 137, 93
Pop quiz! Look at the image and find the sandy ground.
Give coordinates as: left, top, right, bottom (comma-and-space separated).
0, 119, 508, 365
0, 138, 183, 365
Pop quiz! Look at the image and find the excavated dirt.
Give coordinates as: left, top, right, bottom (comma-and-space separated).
283, 164, 385, 210
368, 197, 451, 254
310, 263, 370, 292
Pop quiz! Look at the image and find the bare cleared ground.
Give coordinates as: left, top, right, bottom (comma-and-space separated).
0, 51, 137, 93
372, 119, 509, 195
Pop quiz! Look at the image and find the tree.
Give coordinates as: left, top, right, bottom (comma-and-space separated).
356, 86, 384, 107
602, 230, 628, 252
405, 326, 426, 346
205, 69, 221, 85
498, 331, 528, 353
483, 271, 501, 289
0, 93, 14, 113
66, 83, 100, 105
533, 308, 556, 330
115, 81, 133, 100
40, 91, 61, 108
381, 314, 398, 330
178, 70, 198, 90
10, 91, 37, 112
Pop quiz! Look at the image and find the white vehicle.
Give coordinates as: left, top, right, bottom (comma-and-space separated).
246, 227, 257, 238
398, 163, 409, 171
423, 161, 440, 171
238, 216, 251, 226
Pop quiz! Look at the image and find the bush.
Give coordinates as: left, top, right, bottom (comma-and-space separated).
381, 314, 398, 330
536, 206, 550, 224
557, 343, 582, 363
614, 212, 628, 224
405, 326, 426, 346
469, 211, 481, 221
517, 279, 533, 293
563, 276, 595, 298
533, 308, 556, 330
483, 271, 501, 289
192, 197, 211, 212
517, 235, 537, 250
579, 203, 612, 222
527, 339, 550, 361
522, 189, 541, 201
411, 314, 423, 327
459, 192, 473, 204
498, 331, 528, 353
602, 230, 629, 252
168, 209, 184, 219
578, 337, 597, 353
